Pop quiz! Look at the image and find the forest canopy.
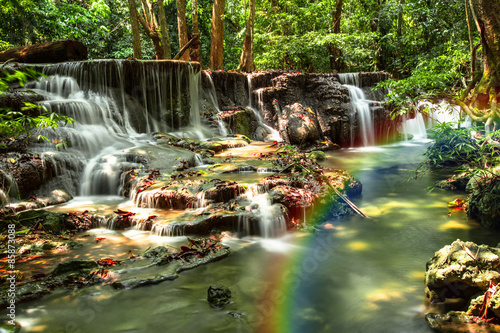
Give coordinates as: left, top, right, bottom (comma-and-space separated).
1, 0, 492, 122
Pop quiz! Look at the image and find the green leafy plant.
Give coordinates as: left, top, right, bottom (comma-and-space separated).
0, 69, 75, 146
415, 122, 500, 183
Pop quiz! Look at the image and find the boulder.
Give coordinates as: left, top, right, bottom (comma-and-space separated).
280, 103, 321, 145
467, 177, 500, 228
15, 210, 65, 234
425, 240, 500, 331
207, 284, 232, 308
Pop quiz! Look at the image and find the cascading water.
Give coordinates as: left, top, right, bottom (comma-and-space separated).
203, 72, 229, 136
400, 112, 428, 140
339, 73, 375, 146
239, 185, 287, 238
26, 60, 208, 196
247, 76, 283, 142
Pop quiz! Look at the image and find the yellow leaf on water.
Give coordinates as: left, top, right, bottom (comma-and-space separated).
10, 158, 15, 163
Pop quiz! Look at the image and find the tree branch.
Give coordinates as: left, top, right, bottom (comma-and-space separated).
173, 34, 199, 60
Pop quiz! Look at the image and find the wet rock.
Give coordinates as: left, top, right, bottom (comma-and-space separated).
206, 71, 392, 147
207, 284, 232, 308
0, 321, 22, 332
344, 177, 362, 197
279, 103, 321, 146
0, 91, 45, 112
205, 181, 246, 203
306, 150, 326, 161
467, 176, 500, 228
51, 260, 99, 277
424, 312, 479, 333
436, 172, 470, 191
220, 108, 260, 139
15, 210, 65, 234
425, 240, 500, 303
141, 246, 169, 258
425, 240, 500, 331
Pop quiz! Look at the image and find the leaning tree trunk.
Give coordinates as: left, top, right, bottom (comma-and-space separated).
0, 40, 88, 63
238, 0, 255, 72
210, 0, 225, 70
458, 0, 500, 126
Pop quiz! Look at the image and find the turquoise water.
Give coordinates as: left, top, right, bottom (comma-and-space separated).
6, 140, 499, 333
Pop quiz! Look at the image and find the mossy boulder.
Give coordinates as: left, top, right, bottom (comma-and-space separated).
467, 176, 500, 228
307, 150, 326, 161
16, 210, 65, 234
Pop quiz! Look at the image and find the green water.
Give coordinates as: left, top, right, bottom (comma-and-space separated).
6, 140, 500, 333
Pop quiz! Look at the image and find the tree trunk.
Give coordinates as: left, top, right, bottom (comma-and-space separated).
136, 0, 164, 60
190, 0, 202, 63
157, 0, 172, 59
176, 0, 189, 61
328, 0, 345, 72
0, 40, 88, 63
470, 0, 500, 95
238, 0, 255, 72
128, 0, 143, 59
457, 0, 500, 125
210, 0, 225, 70
332, 0, 343, 33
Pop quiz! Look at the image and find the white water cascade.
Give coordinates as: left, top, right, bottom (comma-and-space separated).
239, 185, 287, 238
27, 60, 208, 196
203, 72, 229, 136
339, 73, 375, 146
247, 76, 283, 142
400, 112, 428, 140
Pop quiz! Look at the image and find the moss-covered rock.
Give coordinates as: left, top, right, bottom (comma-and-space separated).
16, 210, 65, 234
307, 150, 326, 161
467, 176, 500, 228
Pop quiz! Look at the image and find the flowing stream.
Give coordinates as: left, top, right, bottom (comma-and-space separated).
7, 138, 500, 333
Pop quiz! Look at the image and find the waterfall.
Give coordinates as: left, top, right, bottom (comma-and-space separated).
249, 87, 282, 142
239, 186, 287, 238
203, 72, 229, 136
400, 112, 427, 140
26, 60, 207, 196
339, 73, 375, 146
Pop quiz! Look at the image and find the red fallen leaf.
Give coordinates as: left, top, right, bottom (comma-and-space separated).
180, 246, 191, 252
128, 250, 136, 259
94, 237, 106, 243
67, 212, 79, 215
17, 254, 43, 263
479, 280, 498, 319
96, 258, 120, 267
114, 209, 135, 217
448, 198, 465, 208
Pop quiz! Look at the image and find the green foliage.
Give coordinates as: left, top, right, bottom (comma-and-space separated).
415, 122, 500, 181
423, 122, 481, 168
0, 69, 74, 145
274, 145, 324, 178
377, 42, 470, 115
254, 31, 377, 72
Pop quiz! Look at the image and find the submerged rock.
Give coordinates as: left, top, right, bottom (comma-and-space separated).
207, 284, 232, 308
